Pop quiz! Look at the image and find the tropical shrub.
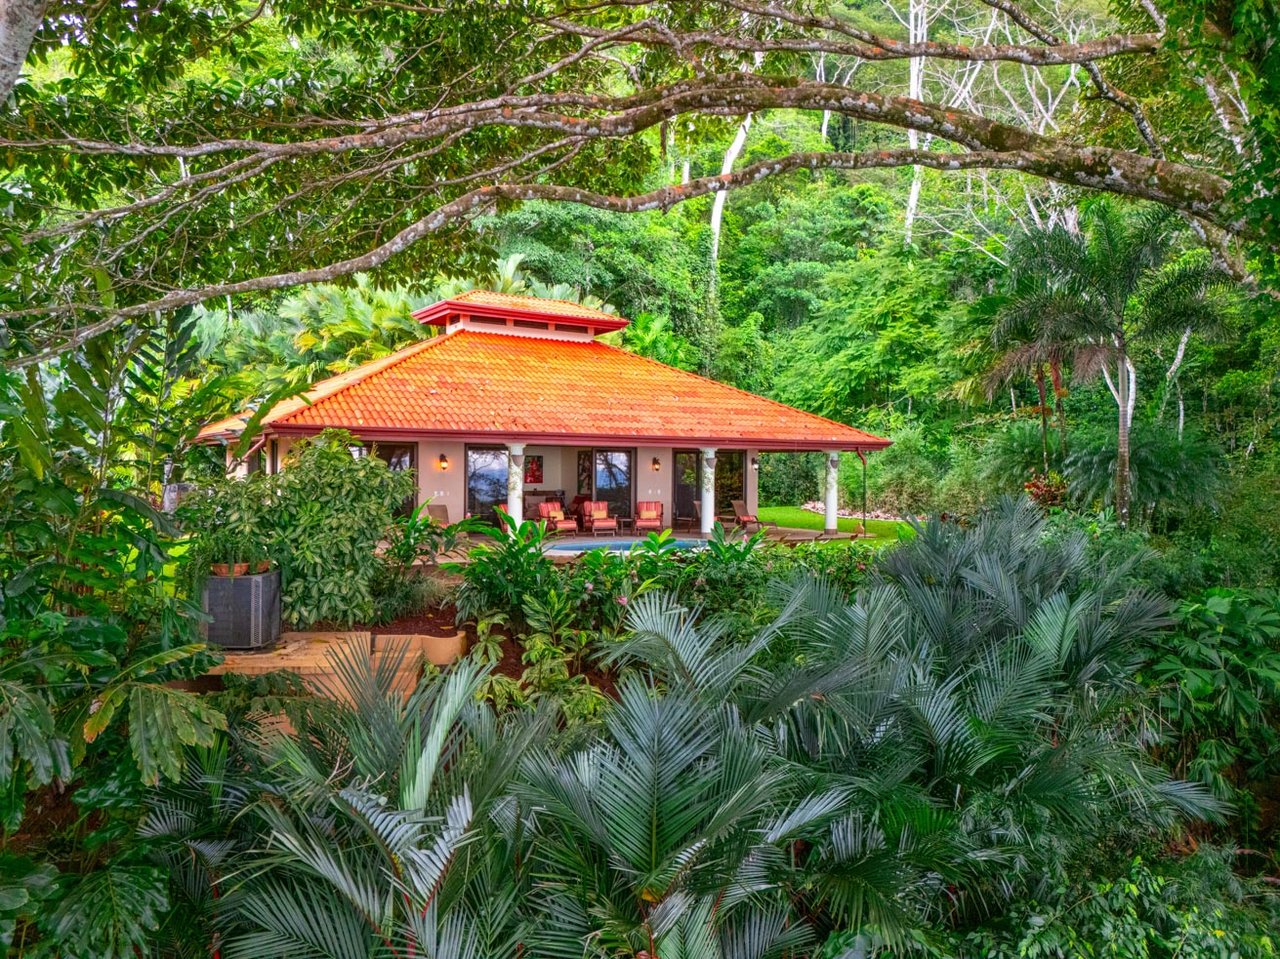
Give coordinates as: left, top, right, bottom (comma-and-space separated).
0, 340, 229, 957
1161, 451, 1280, 591
384, 500, 484, 570
1144, 588, 1280, 839
178, 471, 275, 576
771, 539, 880, 597
758, 450, 822, 507
672, 525, 773, 627
451, 519, 556, 628
1066, 423, 1222, 528
980, 418, 1063, 494
269, 430, 415, 627
935, 438, 990, 518
918, 851, 1280, 959
863, 425, 941, 516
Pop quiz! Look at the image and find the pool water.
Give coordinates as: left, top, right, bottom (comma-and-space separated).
545, 539, 704, 553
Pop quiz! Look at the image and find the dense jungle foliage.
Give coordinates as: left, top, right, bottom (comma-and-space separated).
3, 0, 1280, 955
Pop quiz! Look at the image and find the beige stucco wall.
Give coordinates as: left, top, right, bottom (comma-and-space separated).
635, 446, 672, 520
522, 444, 565, 496
417, 439, 467, 521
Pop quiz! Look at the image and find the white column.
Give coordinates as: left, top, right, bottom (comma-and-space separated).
700, 447, 717, 536
824, 450, 840, 533
506, 443, 525, 527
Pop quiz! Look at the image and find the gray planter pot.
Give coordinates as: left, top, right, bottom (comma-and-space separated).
201, 569, 281, 650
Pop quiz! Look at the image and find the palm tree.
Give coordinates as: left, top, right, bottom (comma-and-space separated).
617, 311, 697, 370
998, 201, 1235, 525
989, 303, 1072, 472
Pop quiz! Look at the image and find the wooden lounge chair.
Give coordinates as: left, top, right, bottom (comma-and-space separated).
583, 500, 619, 537
538, 499, 579, 535
731, 499, 776, 533
634, 500, 664, 534
426, 503, 451, 525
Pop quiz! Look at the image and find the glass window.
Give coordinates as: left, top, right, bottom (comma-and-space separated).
466, 447, 509, 523
353, 441, 417, 516
593, 449, 633, 519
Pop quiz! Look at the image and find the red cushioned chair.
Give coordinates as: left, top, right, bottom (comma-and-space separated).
583, 500, 618, 537
634, 500, 664, 534
538, 499, 579, 535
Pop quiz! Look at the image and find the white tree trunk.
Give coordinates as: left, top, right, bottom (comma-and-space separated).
902, 0, 928, 243
0, 0, 45, 105
709, 51, 764, 266
709, 113, 752, 265
1158, 326, 1192, 421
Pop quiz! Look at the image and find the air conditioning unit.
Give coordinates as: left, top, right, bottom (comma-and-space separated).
201, 569, 281, 650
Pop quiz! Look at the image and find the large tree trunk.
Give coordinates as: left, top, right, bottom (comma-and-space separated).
0, 0, 44, 104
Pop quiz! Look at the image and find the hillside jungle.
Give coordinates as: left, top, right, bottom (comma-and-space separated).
2, 1, 1279, 956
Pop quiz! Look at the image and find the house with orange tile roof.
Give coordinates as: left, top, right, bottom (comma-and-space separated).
198, 290, 890, 534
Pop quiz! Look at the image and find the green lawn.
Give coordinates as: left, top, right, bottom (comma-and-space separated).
757, 506, 910, 543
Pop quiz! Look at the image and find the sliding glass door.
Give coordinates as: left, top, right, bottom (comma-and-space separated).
465, 447, 508, 523
714, 451, 745, 514
593, 449, 633, 519
673, 448, 745, 524
673, 450, 700, 526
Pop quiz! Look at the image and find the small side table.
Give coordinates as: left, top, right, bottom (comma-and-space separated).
617, 517, 634, 534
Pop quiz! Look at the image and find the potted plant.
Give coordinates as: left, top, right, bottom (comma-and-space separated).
208, 528, 251, 577
180, 476, 281, 649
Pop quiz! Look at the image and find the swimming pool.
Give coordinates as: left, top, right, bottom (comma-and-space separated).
545, 539, 704, 554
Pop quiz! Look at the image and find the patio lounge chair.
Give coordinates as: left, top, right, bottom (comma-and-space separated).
426, 503, 451, 525
538, 499, 579, 535
634, 500, 664, 534
583, 500, 619, 537
731, 499, 776, 533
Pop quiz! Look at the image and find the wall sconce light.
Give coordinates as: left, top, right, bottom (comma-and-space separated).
438, 453, 449, 471
751, 457, 759, 471
651, 456, 662, 472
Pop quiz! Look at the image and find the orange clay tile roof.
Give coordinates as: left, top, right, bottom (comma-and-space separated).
200, 329, 888, 451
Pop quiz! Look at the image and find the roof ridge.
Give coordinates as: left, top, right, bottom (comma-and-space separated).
452, 289, 616, 316
267, 333, 449, 427
590, 338, 885, 444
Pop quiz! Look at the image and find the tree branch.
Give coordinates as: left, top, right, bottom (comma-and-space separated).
3, 144, 1235, 368
542, 15, 1164, 66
